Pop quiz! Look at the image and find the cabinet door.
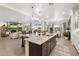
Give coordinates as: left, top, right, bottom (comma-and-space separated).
50, 38, 53, 51
42, 40, 50, 56
42, 42, 47, 56
47, 40, 51, 55
29, 42, 42, 56
50, 37, 56, 52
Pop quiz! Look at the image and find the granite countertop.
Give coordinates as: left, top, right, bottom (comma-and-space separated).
24, 33, 57, 45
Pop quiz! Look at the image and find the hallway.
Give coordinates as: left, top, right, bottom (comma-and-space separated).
50, 37, 79, 56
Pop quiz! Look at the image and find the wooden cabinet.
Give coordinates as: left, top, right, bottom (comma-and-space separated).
46, 40, 51, 55
42, 42, 47, 56
29, 36, 57, 56
29, 42, 42, 56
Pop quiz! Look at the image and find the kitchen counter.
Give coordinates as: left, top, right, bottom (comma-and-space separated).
24, 33, 57, 56
24, 33, 57, 45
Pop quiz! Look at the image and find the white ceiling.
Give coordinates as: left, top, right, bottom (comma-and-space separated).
0, 5, 22, 22
0, 3, 79, 24
0, 5, 31, 23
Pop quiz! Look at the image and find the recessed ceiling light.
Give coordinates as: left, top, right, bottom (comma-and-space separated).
36, 8, 40, 12
49, 3, 54, 5
47, 16, 49, 18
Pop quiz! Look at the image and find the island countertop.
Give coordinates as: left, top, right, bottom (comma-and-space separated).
24, 33, 57, 45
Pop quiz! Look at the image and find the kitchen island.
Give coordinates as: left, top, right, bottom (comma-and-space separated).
24, 33, 57, 56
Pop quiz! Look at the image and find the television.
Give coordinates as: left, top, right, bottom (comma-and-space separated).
9, 23, 18, 29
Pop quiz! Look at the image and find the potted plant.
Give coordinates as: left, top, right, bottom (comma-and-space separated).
63, 31, 69, 37
63, 30, 70, 40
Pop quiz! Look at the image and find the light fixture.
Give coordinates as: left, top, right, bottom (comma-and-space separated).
32, 5, 41, 21
32, 6, 34, 20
